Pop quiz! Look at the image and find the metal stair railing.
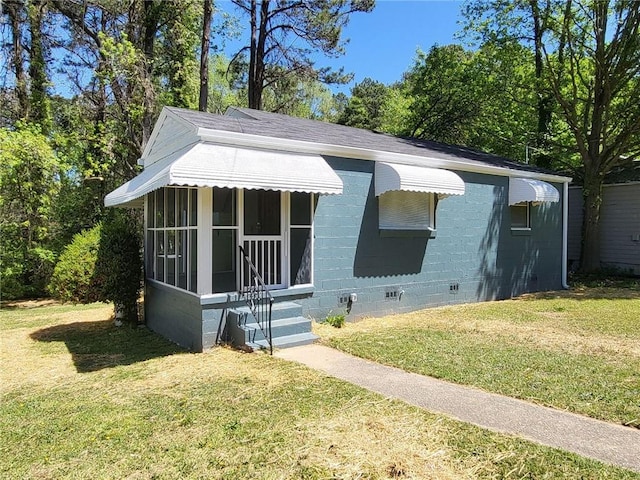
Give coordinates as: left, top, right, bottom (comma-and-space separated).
238, 245, 274, 354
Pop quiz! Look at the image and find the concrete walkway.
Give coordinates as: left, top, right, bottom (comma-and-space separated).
275, 344, 640, 473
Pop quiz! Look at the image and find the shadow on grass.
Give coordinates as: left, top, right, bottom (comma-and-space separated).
508, 273, 638, 302
522, 287, 639, 302
521, 274, 640, 301
569, 273, 640, 290
30, 318, 185, 373
1, 298, 61, 310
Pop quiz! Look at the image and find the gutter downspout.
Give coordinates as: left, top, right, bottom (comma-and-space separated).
562, 181, 569, 289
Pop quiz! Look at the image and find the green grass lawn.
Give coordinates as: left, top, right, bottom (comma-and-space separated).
320, 281, 640, 428
2, 300, 639, 479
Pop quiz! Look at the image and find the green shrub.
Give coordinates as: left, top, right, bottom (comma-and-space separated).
325, 312, 346, 328
48, 225, 102, 303
94, 209, 143, 325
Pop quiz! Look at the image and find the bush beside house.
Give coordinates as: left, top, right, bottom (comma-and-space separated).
94, 210, 143, 325
48, 224, 102, 303
48, 211, 143, 326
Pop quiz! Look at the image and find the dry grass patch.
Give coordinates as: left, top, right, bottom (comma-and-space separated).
400, 306, 640, 360
0, 302, 470, 479
2, 301, 638, 479
297, 400, 465, 480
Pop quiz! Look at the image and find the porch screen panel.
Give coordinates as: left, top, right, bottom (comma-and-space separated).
189, 189, 197, 226
147, 192, 155, 228
167, 189, 176, 227
155, 189, 164, 228
213, 230, 237, 293
290, 192, 313, 286
145, 228, 154, 279
189, 230, 197, 292
167, 229, 176, 285
177, 230, 187, 289
290, 229, 311, 285
178, 189, 189, 226
155, 231, 165, 281
146, 187, 197, 292
145, 193, 155, 278
212, 188, 238, 293
244, 190, 280, 235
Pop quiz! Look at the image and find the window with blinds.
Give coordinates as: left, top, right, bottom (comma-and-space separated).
378, 190, 434, 230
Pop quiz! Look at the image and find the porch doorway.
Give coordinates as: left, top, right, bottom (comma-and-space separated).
241, 190, 285, 289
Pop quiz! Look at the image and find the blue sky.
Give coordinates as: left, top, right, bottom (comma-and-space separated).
219, 0, 465, 94
322, 0, 464, 89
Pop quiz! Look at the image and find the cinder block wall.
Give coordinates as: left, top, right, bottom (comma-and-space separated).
304, 156, 563, 321
145, 281, 204, 351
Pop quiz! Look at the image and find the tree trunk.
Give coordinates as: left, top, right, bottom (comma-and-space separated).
248, 0, 258, 109
580, 170, 604, 272
247, 0, 269, 109
5, 0, 29, 119
199, 0, 212, 111
579, 4, 610, 273
141, 0, 161, 149
530, 0, 553, 168
114, 301, 139, 326
27, 0, 51, 132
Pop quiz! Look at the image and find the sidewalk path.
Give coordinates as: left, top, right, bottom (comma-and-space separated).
275, 344, 640, 473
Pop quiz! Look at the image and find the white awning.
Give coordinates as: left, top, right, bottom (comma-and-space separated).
509, 177, 559, 205
105, 143, 344, 207
375, 161, 465, 198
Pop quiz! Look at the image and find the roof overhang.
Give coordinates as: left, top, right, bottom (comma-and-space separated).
375, 162, 465, 198
105, 143, 343, 207
195, 127, 572, 185
509, 177, 560, 205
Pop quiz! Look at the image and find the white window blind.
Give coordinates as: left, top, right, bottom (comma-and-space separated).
379, 191, 433, 230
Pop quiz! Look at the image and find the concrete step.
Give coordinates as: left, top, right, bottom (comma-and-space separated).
234, 301, 303, 321
227, 302, 315, 350
242, 316, 312, 338
247, 332, 319, 351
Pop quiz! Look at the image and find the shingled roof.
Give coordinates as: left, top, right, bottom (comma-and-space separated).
162, 106, 568, 180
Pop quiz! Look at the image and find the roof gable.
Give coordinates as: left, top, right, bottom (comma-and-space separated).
142, 109, 200, 167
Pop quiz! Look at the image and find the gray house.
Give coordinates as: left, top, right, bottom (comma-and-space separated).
105, 106, 571, 352
568, 181, 640, 275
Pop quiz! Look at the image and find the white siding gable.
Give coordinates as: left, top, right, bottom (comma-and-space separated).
143, 112, 200, 167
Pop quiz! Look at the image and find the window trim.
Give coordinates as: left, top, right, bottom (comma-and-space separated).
212, 188, 240, 294
287, 192, 315, 287
510, 201, 531, 231
378, 190, 436, 235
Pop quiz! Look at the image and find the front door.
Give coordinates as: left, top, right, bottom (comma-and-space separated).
241, 190, 285, 289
